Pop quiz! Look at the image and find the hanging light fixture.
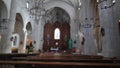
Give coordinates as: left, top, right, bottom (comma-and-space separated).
26, 0, 46, 23
78, 0, 81, 10
97, 0, 116, 9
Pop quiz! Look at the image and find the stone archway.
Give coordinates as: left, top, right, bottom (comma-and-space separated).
26, 22, 32, 47
0, 0, 8, 53
12, 13, 24, 53
37, 0, 76, 51
43, 7, 70, 52
46, 0, 75, 20
45, 0, 75, 39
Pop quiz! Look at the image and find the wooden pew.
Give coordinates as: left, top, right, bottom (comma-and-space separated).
0, 60, 120, 68
0, 53, 39, 60
0, 53, 120, 68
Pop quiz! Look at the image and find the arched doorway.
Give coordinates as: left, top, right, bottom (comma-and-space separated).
43, 7, 70, 52
26, 22, 32, 48
12, 13, 24, 53
0, 0, 8, 53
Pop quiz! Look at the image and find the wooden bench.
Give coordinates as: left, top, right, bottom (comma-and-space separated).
0, 53, 120, 68
0, 61, 120, 68
0, 53, 39, 60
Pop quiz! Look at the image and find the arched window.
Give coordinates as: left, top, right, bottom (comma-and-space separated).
54, 28, 60, 40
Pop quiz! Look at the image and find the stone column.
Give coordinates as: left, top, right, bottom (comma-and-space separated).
80, 0, 96, 55
39, 17, 44, 51
4, 0, 17, 53
22, 29, 27, 53
98, 0, 120, 57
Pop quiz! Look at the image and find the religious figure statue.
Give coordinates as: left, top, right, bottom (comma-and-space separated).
28, 42, 34, 53
68, 38, 73, 50
78, 31, 85, 46
78, 31, 85, 54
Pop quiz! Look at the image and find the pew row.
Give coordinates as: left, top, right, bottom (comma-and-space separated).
0, 53, 39, 60
0, 53, 120, 68
0, 61, 120, 68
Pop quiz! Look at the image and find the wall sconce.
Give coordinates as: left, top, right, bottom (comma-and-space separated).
97, 0, 107, 4
97, 0, 116, 9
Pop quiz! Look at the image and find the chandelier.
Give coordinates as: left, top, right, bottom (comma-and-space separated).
26, 0, 46, 22
97, 0, 116, 9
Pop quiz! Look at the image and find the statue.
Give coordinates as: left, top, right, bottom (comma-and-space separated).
28, 42, 34, 53
68, 38, 73, 50
78, 31, 85, 54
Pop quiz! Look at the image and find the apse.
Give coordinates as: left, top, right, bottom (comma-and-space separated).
43, 7, 70, 52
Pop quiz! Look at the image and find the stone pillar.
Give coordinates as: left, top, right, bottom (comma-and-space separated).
39, 17, 44, 51
22, 29, 27, 53
80, 0, 97, 55
33, 20, 40, 51
4, 0, 17, 53
70, 18, 76, 45
98, 0, 120, 57
32, 17, 44, 51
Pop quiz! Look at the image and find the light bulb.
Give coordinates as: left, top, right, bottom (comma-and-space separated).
26, 1, 29, 8
112, 0, 116, 4
97, 0, 99, 3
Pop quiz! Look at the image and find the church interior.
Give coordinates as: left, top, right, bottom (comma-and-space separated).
0, 0, 120, 68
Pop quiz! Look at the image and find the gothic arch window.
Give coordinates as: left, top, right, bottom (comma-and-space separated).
54, 28, 60, 40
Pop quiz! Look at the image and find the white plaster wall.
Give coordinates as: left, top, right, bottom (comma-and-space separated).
98, 0, 120, 57
80, 0, 97, 55
1, 0, 12, 53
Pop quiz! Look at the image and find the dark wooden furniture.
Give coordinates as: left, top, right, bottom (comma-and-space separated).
0, 53, 39, 60
0, 53, 120, 68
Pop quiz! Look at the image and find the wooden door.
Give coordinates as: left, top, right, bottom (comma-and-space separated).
43, 21, 70, 52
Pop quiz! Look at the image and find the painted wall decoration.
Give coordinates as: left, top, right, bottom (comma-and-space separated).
11, 33, 20, 47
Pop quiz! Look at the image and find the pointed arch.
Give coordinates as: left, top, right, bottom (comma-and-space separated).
13, 13, 24, 53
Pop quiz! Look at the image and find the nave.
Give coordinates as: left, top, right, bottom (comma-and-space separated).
0, 0, 120, 68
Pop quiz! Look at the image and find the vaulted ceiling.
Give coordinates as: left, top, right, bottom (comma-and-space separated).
45, 0, 80, 8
